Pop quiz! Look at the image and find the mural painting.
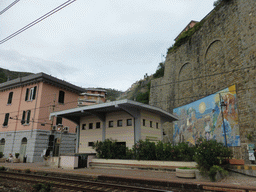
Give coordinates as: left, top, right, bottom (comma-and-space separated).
173, 85, 240, 146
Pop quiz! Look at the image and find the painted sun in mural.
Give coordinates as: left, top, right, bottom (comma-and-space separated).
199, 102, 206, 114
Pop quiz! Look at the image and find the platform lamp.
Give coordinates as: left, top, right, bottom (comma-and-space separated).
55, 124, 67, 168
219, 93, 227, 147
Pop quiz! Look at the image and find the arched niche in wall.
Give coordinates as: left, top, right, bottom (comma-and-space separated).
178, 62, 193, 105
204, 40, 226, 92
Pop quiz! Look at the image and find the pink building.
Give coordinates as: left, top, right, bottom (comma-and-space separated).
0, 73, 86, 162
78, 88, 107, 106
174, 20, 198, 41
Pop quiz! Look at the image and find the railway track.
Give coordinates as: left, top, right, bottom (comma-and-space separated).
0, 171, 173, 192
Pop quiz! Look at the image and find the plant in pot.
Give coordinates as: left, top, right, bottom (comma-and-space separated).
176, 167, 196, 178
0, 152, 5, 163
14, 153, 20, 163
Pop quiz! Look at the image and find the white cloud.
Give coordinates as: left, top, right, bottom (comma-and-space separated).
0, 0, 215, 91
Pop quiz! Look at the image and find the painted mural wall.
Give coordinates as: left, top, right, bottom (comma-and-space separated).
173, 85, 240, 146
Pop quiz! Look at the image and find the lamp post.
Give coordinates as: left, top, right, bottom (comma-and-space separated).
56, 124, 64, 168
219, 93, 227, 147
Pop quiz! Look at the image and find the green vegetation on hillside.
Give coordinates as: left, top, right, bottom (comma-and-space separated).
0, 68, 33, 83
168, 0, 232, 54
97, 88, 123, 101
124, 63, 165, 104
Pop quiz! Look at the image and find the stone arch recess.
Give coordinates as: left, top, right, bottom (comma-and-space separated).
204, 39, 227, 94
178, 62, 193, 105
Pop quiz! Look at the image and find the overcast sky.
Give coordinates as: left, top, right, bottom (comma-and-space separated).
0, 0, 216, 91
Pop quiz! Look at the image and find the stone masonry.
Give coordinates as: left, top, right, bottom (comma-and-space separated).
149, 0, 256, 160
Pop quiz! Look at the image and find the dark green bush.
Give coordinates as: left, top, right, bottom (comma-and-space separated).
24, 169, 31, 173
153, 63, 165, 79
194, 138, 232, 174
0, 152, 3, 158
0, 166, 5, 171
134, 139, 156, 160
93, 139, 127, 159
32, 183, 52, 192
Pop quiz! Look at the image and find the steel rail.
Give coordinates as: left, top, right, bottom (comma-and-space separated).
0, 171, 171, 192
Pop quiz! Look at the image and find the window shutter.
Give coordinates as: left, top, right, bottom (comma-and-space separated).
21, 111, 26, 124
7, 92, 13, 104
3, 113, 9, 126
26, 110, 31, 124
32, 86, 37, 100
25, 88, 29, 101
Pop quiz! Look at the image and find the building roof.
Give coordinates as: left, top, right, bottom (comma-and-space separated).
50, 99, 178, 124
84, 88, 107, 93
0, 72, 86, 93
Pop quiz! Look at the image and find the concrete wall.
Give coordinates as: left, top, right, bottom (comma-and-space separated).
149, 0, 256, 159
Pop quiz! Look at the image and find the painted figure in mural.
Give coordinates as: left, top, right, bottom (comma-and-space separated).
173, 85, 240, 147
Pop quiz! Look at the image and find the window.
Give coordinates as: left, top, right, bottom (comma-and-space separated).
117, 120, 122, 127
82, 124, 86, 130
25, 86, 37, 101
21, 110, 31, 125
96, 122, 101, 129
3, 113, 9, 127
7, 92, 13, 104
109, 121, 113, 128
156, 122, 159, 129
150, 121, 153, 128
143, 119, 146, 126
127, 119, 132, 126
88, 142, 94, 147
58, 91, 65, 104
89, 123, 93, 129
56, 117, 62, 125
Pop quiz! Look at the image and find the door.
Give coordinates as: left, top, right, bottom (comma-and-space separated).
20, 138, 27, 162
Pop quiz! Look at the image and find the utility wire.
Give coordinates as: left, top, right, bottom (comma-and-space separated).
0, 0, 20, 15
0, 0, 76, 45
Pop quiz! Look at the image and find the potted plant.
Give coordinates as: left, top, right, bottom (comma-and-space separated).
0, 152, 6, 163
176, 167, 196, 178
13, 153, 20, 163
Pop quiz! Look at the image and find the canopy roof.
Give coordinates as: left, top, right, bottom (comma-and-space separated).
50, 99, 178, 124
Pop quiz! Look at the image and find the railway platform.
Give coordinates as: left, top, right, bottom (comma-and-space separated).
0, 162, 256, 192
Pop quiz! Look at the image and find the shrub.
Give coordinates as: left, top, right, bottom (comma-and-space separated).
214, 0, 231, 7
24, 169, 31, 173
194, 138, 232, 174
93, 139, 127, 159
32, 183, 52, 192
153, 63, 165, 79
0, 166, 5, 171
208, 165, 228, 182
134, 139, 156, 160
0, 152, 3, 158
178, 167, 196, 169
15, 153, 19, 158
